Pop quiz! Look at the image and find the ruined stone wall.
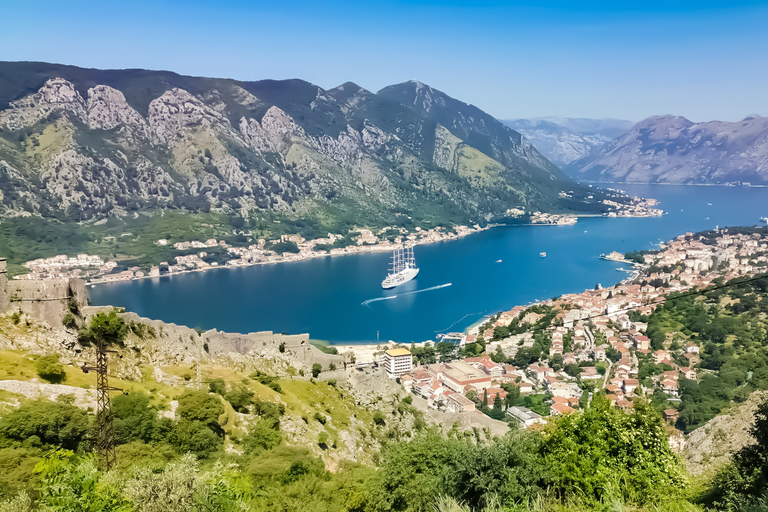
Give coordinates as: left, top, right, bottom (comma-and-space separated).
0, 259, 8, 312
81, 307, 345, 371
4, 278, 87, 328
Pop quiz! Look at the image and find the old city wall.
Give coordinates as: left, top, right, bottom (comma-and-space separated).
0, 259, 9, 312
0, 261, 88, 328
82, 307, 345, 373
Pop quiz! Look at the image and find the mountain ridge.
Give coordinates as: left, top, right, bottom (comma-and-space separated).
0, 61, 643, 267
504, 117, 634, 168
566, 114, 768, 184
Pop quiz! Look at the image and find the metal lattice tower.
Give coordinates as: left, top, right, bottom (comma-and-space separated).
81, 337, 119, 471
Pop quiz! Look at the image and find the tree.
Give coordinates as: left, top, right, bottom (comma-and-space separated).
564, 363, 581, 378
225, 385, 254, 413
175, 390, 224, 435
311, 363, 322, 378
491, 345, 505, 363
436, 341, 457, 361
0, 400, 91, 450
541, 395, 685, 505
79, 311, 128, 346
208, 378, 226, 396
243, 418, 282, 454
112, 392, 165, 445
492, 393, 503, 411
35, 354, 66, 384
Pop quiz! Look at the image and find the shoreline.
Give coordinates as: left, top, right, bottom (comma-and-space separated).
86, 208, 663, 287
86, 224, 494, 286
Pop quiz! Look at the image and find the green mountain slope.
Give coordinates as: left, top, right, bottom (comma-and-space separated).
0, 62, 634, 265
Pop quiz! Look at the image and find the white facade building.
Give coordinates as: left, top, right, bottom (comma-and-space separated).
384, 348, 413, 377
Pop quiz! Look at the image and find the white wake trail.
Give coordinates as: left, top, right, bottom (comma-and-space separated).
361, 283, 452, 307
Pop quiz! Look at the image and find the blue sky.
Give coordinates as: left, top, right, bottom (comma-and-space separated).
2, 0, 767, 122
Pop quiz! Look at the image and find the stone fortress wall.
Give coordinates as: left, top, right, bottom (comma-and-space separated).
82, 307, 346, 376
1, 256, 345, 375
0, 258, 87, 327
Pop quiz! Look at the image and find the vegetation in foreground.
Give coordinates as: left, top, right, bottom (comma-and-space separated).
2, 383, 766, 511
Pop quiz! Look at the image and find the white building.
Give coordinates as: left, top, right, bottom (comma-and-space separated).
506, 406, 544, 428
384, 348, 413, 378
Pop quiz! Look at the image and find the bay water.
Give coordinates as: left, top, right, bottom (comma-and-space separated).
88, 184, 768, 344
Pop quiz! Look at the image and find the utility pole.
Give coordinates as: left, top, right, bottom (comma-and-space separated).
81, 336, 119, 471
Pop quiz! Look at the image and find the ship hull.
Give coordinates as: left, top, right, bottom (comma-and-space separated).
381, 267, 419, 289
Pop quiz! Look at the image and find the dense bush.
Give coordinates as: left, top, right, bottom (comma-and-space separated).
78, 311, 128, 346
112, 392, 170, 445
35, 354, 66, 383
225, 385, 254, 413
0, 400, 91, 450
175, 390, 224, 435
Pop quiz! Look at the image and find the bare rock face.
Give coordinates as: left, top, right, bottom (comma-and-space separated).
433, 124, 461, 172
1, 78, 87, 130
86, 85, 149, 137
0, 63, 616, 225
259, 106, 309, 152
684, 390, 768, 476
148, 88, 233, 144
569, 115, 768, 184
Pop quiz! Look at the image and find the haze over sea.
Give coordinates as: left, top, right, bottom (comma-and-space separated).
89, 184, 768, 344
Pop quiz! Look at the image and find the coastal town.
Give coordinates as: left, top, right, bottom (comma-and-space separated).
361, 227, 768, 443
11, 196, 662, 284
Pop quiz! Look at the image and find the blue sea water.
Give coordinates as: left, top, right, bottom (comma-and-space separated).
88, 184, 768, 344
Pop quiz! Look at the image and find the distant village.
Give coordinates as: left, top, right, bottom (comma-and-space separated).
372, 228, 768, 448
13, 224, 478, 283
12, 195, 661, 284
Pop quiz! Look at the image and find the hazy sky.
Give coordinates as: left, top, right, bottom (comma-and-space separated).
3, 0, 767, 122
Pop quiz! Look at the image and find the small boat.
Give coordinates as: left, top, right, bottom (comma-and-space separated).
761, 217, 768, 224
540, 252, 547, 258
381, 247, 419, 289
495, 259, 502, 263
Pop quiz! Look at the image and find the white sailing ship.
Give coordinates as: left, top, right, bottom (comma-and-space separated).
381, 247, 419, 289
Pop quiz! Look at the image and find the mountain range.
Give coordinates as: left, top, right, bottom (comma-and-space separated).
0, 62, 630, 242
566, 115, 768, 184
504, 118, 633, 168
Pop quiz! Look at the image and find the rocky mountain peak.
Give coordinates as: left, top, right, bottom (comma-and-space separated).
568, 114, 768, 184
0, 61, 622, 230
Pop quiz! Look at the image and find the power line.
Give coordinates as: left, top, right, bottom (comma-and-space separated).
80, 334, 121, 471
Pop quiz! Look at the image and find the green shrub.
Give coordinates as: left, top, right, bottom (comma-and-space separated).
35, 354, 66, 384
313, 412, 326, 425
243, 418, 282, 454
61, 313, 77, 330
176, 390, 224, 435
78, 311, 127, 346
373, 411, 386, 426
112, 393, 168, 445
248, 371, 282, 393
311, 363, 322, 378
318, 431, 329, 447
169, 420, 221, 458
208, 378, 226, 396
225, 385, 254, 413
0, 400, 91, 450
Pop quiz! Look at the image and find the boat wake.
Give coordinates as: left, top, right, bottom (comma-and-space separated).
362, 283, 452, 307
